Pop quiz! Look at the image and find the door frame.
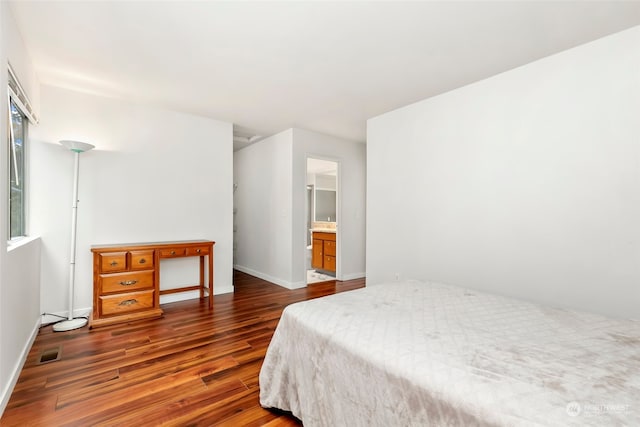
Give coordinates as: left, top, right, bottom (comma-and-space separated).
304, 154, 341, 285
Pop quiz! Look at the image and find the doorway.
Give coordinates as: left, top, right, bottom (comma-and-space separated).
306, 158, 339, 284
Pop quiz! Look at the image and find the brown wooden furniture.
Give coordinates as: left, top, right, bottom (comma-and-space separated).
90, 240, 215, 328
311, 231, 336, 273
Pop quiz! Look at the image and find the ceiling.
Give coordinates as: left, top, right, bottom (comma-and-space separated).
9, 1, 640, 151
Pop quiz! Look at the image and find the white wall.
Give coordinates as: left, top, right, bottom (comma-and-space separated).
1, 238, 41, 410
30, 84, 234, 318
0, 2, 42, 415
3, 2, 39, 117
367, 26, 640, 319
292, 128, 366, 284
233, 130, 295, 287
234, 128, 366, 288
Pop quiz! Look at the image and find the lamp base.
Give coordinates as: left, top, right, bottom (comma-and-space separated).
52, 317, 88, 332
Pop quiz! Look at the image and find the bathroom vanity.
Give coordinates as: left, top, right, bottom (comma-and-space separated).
311, 231, 336, 273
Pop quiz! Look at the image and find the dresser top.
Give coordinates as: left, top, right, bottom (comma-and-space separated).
91, 240, 215, 252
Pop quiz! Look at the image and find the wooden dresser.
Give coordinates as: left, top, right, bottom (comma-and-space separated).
311, 232, 336, 273
90, 240, 214, 328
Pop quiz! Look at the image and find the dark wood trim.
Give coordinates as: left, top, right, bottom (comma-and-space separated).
159, 285, 202, 295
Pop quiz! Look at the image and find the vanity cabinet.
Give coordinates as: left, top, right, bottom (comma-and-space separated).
311, 232, 336, 273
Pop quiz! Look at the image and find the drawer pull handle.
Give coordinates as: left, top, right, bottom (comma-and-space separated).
110, 261, 118, 266
170, 250, 176, 255
196, 249, 201, 253
119, 280, 138, 286
139, 258, 146, 264
118, 299, 138, 306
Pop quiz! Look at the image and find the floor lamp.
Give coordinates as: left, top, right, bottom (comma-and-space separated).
53, 140, 95, 332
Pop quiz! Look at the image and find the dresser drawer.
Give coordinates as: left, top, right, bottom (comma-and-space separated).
159, 248, 186, 258
100, 270, 154, 294
130, 250, 154, 270
324, 255, 336, 272
186, 246, 209, 256
324, 240, 336, 256
99, 252, 127, 273
99, 290, 155, 316
313, 232, 336, 241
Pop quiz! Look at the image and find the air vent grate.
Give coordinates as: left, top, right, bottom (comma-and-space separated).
38, 346, 62, 364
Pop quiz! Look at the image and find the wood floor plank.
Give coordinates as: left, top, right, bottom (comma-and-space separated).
261, 416, 303, 427
55, 353, 237, 410
213, 405, 279, 427
102, 379, 249, 426
0, 270, 364, 426
167, 388, 268, 427
65, 378, 207, 426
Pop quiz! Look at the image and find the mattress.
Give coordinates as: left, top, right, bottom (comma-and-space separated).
259, 280, 640, 426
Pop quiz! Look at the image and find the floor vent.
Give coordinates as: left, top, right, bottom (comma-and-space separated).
38, 346, 62, 364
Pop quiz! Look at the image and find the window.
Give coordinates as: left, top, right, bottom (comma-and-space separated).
7, 63, 36, 241
8, 98, 27, 239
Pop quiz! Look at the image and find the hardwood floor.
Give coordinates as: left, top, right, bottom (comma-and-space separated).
1, 270, 365, 426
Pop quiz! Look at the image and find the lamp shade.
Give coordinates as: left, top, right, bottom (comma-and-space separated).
59, 140, 95, 153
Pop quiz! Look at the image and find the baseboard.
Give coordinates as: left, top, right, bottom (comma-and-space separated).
234, 265, 362, 288
234, 265, 299, 290
341, 272, 366, 281
289, 281, 306, 289
213, 285, 234, 295
160, 290, 201, 305
0, 316, 40, 417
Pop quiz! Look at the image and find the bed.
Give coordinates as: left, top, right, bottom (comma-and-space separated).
259, 280, 640, 426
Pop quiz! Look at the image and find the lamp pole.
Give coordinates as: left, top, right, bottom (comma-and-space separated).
53, 140, 94, 332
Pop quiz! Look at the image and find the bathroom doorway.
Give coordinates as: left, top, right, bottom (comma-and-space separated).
306, 157, 339, 285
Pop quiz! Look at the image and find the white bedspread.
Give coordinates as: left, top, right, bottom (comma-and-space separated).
259, 280, 640, 426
